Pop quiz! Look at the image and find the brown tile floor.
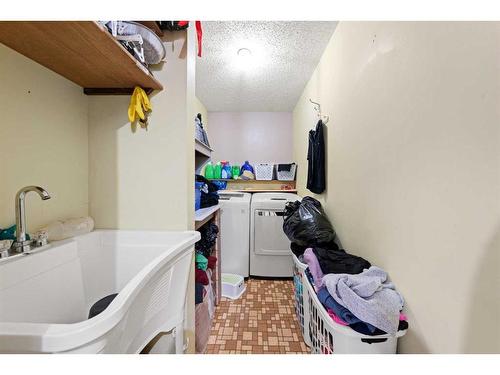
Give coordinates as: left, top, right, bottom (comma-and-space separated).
205, 278, 310, 354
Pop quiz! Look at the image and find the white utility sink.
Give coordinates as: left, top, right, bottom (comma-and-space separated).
0, 229, 200, 353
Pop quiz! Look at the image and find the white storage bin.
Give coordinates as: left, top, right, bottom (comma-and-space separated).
276, 163, 297, 181
292, 254, 311, 347
305, 278, 407, 354
221, 273, 246, 300
254, 163, 275, 180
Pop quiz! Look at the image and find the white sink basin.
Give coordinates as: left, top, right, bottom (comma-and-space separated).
0, 229, 200, 353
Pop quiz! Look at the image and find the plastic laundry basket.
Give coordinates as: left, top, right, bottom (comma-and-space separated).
254, 163, 275, 180
292, 254, 311, 347
305, 278, 407, 354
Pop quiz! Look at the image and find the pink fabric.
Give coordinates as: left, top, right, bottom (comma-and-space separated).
303, 248, 324, 289
327, 308, 349, 326
399, 312, 408, 321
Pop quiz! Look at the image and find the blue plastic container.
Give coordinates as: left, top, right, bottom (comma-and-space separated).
195, 182, 204, 210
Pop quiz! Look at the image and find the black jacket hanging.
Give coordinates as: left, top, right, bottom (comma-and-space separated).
307, 120, 326, 194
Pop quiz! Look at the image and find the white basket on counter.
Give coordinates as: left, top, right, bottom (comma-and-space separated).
254, 163, 275, 180
276, 163, 297, 181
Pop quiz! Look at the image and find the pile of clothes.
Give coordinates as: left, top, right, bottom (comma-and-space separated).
284, 197, 408, 336
195, 222, 219, 258
195, 222, 219, 307
195, 175, 219, 209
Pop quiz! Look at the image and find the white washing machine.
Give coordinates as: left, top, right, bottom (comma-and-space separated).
250, 192, 300, 277
219, 192, 251, 277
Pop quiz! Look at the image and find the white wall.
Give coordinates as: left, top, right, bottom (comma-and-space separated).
0, 44, 89, 232
293, 22, 500, 353
208, 112, 293, 166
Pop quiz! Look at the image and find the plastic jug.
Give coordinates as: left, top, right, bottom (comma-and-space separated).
232, 165, 240, 179
214, 162, 222, 179
240, 161, 254, 174
221, 161, 232, 179
204, 161, 214, 179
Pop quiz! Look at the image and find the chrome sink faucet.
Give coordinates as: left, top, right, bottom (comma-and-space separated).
11, 186, 51, 254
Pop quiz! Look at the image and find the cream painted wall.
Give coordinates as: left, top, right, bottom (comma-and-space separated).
88, 28, 197, 353
88, 30, 195, 231
208, 112, 293, 165
293, 22, 500, 353
0, 44, 88, 233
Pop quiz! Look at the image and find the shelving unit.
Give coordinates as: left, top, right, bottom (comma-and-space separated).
195, 139, 213, 158
0, 21, 163, 95
209, 178, 297, 192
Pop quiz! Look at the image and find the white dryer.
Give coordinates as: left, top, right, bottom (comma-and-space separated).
250, 192, 300, 277
219, 191, 251, 277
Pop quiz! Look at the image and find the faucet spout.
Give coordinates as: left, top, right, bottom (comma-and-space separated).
12, 186, 51, 253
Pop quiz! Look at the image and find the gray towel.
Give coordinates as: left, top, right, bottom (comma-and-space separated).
322, 266, 404, 334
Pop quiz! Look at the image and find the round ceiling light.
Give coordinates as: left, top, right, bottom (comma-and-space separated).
237, 48, 252, 57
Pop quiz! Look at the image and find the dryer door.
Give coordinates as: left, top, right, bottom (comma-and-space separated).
253, 209, 291, 256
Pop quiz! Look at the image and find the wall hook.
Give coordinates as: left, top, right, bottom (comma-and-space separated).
309, 98, 330, 124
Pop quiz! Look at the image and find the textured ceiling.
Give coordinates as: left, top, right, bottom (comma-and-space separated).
196, 21, 337, 112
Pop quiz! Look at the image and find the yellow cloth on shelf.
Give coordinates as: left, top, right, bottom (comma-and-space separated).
128, 86, 152, 124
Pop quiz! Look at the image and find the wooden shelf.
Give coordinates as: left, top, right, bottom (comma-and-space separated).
210, 179, 295, 184
224, 189, 298, 193
195, 139, 213, 158
0, 21, 163, 95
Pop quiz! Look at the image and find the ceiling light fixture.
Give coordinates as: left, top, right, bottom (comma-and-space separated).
237, 48, 252, 57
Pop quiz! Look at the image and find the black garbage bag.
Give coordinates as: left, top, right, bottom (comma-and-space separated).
283, 196, 336, 248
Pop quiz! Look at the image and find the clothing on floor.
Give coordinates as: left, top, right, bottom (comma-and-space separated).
195, 269, 209, 285
313, 247, 371, 275
323, 266, 404, 334
306, 120, 326, 194
196, 253, 208, 271
303, 248, 324, 290
207, 255, 217, 270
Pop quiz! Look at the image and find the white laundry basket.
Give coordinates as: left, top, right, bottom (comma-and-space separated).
292, 254, 311, 347
254, 163, 275, 180
276, 163, 297, 181
305, 278, 407, 354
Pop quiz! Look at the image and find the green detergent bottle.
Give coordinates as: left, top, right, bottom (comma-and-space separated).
204, 161, 214, 179
232, 165, 240, 179
214, 162, 222, 179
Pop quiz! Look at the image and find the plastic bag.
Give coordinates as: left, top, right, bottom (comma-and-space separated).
283, 196, 336, 247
